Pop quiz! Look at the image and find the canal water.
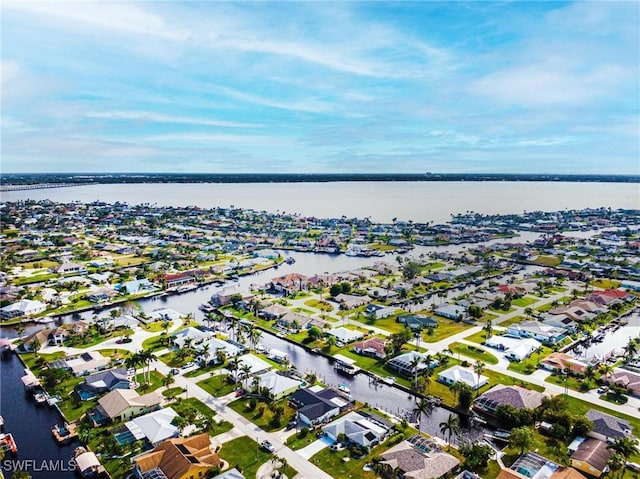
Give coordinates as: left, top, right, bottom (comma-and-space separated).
573, 312, 640, 360
0, 353, 79, 479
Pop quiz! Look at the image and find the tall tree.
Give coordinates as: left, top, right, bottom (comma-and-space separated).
412, 399, 432, 437
508, 426, 534, 455
473, 360, 486, 393
439, 414, 460, 446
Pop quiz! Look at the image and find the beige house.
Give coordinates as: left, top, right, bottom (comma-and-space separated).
96, 389, 162, 422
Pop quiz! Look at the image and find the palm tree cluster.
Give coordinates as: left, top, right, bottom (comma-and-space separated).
125, 350, 156, 385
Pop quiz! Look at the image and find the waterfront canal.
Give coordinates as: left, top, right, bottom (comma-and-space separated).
0, 353, 79, 479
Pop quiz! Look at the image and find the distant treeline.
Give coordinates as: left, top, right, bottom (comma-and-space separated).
1, 172, 639, 185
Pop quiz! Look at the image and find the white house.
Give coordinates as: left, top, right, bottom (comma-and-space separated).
485, 335, 541, 362
0, 299, 46, 319
198, 338, 242, 364
506, 321, 567, 345
256, 371, 302, 400
124, 408, 179, 446
327, 327, 364, 345
438, 365, 488, 390
434, 304, 466, 320
323, 411, 392, 447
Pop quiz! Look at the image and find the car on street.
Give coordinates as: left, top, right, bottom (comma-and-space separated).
261, 440, 276, 453
170, 368, 180, 375
116, 337, 132, 344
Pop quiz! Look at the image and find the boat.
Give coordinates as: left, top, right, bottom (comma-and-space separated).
35, 316, 56, 324
337, 382, 351, 395
0, 433, 18, 453
199, 303, 215, 312
52, 422, 78, 444
0, 415, 4, 429
285, 257, 296, 264
34, 392, 48, 406
384, 376, 396, 385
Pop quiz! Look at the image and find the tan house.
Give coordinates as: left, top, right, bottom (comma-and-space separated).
540, 352, 587, 376
133, 433, 222, 479
96, 389, 162, 422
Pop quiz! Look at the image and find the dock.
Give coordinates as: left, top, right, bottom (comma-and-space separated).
0, 433, 18, 453
52, 423, 78, 445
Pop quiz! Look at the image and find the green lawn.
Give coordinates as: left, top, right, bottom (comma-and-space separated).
286, 428, 318, 450
158, 349, 196, 368
423, 318, 473, 342
501, 430, 567, 468
304, 299, 334, 311
480, 369, 545, 393
141, 321, 172, 332
66, 329, 134, 349
533, 256, 562, 267
449, 342, 499, 365
183, 362, 226, 378
134, 370, 166, 393
219, 436, 282, 479
464, 330, 490, 344
364, 314, 406, 334
141, 334, 171, 352
228, 398, 296, 432
197, 374, 237, 397
512, 296, 538, 308
545, 373, 597, 393
169, 398, 234, 437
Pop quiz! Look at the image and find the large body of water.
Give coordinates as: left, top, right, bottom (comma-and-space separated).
2, 181, 638, 223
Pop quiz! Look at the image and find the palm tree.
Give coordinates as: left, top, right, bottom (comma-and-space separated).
599, 363, 613, 385
412, 399, 432, 436
30, 338, 41, 355
137, 350, 155, 384
325, 334, 336, 352
162, 374, 175, 388
484, 319, 493, 341
230, 356, 241, 385
607, 437, 640, 463
623, 338, 638, 362
198, 343, 210, 365
16, 323, 25, 340
240, 364, 252, 390
125, 352, 140, 375
215, 348, 227, 366
409, 355, 421, 391
419, 369, 432, 395
77, 420, 94, 445
439, 414, 460, 446
249, 327, 262, 351
449, 381, 463, 404
584, 364, 595, 384
607, 453, 626, 479
473, 361, 485, 393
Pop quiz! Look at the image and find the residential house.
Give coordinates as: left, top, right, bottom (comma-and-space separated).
367, 287, 398, 301
268, 273, 309, 295
133, 433, 222, 479
255, 370, 302, 400
333, 293, 371, 309
55, 262, 87, 275
211, 468, 245, 479
380, 434, 460, 479
162, 273, 196, 288
570, 438, 612, 478
586, 409, 634, 442
498, 453, 588, 479
588, 290, 630, 306
94, 389, 162, 423
485, 336, 542, 362
434, 304, 466, 320
234, 354, 272, 378
85, 287, 118, 303
365, 304, 397, 320
121, 279, 155, 295
197, 337, 242, 365
438, 365, 488, 390
104, 314, 138, 330
506, 321, 567, 345
51, 351, 112, 376
258, 303, 290, 320
397, 314, 438, 330
547, 306, 595, 323
275, 311, 308, 333
323, 411, 392, 448
210, 286, 252, 306
172, 327, 213, 349
327, 327, 364, 345
290, 386, 352, 426
0, 299, 46, 319
124, 408, 179, 446
474, 384, 546, 416
79, 368, 131, 395
539, 353, 587, 376
387, 351, 435, 377
352, 337, 388, 360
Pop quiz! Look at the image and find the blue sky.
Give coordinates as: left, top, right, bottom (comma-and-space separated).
2, 1, 638, 174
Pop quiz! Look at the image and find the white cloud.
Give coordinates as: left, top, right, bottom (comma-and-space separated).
86, 111, 261, 128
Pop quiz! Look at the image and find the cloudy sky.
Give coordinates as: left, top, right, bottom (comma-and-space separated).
2, 1, 638, 174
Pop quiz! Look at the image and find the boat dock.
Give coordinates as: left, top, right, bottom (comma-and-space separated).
0, 432, 18, 453
52, 422, 78, 445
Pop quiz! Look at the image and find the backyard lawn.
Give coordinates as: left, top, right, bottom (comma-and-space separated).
507, 347, 552, 375
169, 398, 234, 437
134, 370, 166, 393
286, 428, 319, 450
422, 318, 473, 342
512, 296, 538, 308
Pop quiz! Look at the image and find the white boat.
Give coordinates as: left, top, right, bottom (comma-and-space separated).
337, 382, 351, 395
384, 376, 396, 385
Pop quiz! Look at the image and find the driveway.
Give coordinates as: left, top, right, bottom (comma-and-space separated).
297, 435, 332, 460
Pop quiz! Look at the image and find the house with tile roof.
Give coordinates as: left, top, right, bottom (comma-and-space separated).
133, 433, 221, 479
473, 384, 546, 416
353, 337, 388, 360
94, 389, 162, 423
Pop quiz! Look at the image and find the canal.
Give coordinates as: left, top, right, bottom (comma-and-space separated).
0, 353, 79, 479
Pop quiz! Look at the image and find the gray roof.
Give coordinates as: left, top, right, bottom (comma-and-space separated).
586, 409, 633, 439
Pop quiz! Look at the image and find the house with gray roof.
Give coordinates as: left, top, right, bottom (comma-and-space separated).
473, 384, 546, 416
79, 367, 131, 395
586, 409, 634, 443
380, 434, 460, 479
323, 411, 392, 448
434, 304, 466, 320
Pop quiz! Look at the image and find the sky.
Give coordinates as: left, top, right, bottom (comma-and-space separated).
1, 1, 639, 174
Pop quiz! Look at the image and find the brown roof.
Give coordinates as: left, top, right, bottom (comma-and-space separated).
134, 433, 221, 479
552, 467, 589, 479
477, 384, 546, 410
571, 438, 612, 472
497, 469, 528, 479
353, 337, 387, 355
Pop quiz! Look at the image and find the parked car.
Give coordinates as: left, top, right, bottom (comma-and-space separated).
330, 443, 345, 452
597, 386, 609, 394
181, 362, 195, 369
170, 368, 180, 375
261, 440, 275, 453
285, 420, 297, 430
116, 337, 132, 344
627, 462, 640, 472
235, 389, 247, 397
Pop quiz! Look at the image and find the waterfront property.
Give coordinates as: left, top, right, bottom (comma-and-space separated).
386, 351, 435, 377
585, 409, 635, 443
290, 386, 352, 426
77, 367, 131, 396
327, 327, 364, 345
473, 384, 546, 416
51, 351, 111, 376
506, 321, 567, 345
92, 389, 162, 424
255, 370, 302, 400
0, 299, 46, 319
539, 353, 587, 376
123, 407, 179, 446
438, 365, 488, 390
322, 410, 393, 448
485, 335, 542, 362
352, 337, 388, 360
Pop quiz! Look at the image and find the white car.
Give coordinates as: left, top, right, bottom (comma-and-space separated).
261, 440, 276, 453
330, 443, 346, 452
